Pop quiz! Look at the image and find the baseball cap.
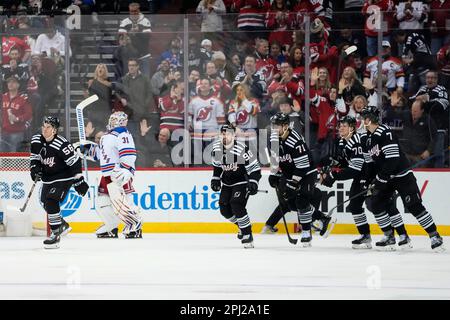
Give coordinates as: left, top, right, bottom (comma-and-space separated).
382, 40, 391, 47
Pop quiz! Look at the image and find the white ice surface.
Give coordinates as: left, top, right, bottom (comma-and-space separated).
0, 233, 449, 300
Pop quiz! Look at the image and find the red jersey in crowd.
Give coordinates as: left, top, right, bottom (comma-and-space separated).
158, 95, 185, 132
2, 36, 31, 64
362, 0, 395, 37
232, 0, 271, 29
2, 92, 32, 133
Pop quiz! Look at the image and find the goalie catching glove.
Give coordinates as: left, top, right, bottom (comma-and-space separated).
112, 168, 133, 185
73, 175, 89, 196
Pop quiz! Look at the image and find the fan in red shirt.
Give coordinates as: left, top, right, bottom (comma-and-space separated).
2, 76, 32, 151
265, 0, 293, 48
2, 36, 31, 64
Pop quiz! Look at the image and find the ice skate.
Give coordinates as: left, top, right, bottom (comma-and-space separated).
125, 228, 142, 239
96, 227, 118, 238
352, 234, 372, 249
376, 231, 396, 251
260, 224, 278, 234
300, 230, 312, 247
60, 219, 72, 237
319, 216, 337, 238
43, 227, 62, 249
398, 234, 413, 250
241, 234, 254, 248
430, 232, 445, 252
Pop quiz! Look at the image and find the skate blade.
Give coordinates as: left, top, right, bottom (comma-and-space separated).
322, 217, 337, 238
44, 243, 60, 249
432, 245, 445, 253
352, 243, 372, 249
398, 243, 413, 250
301, 242, 312, 248
376, 244, 396, 251
61, 226, 72, 237
243, 242, 254, 249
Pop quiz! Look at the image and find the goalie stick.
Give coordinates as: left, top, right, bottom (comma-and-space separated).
75, 94, 99, 181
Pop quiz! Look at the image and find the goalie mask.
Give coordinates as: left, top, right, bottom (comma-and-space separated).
107, 111, 128, 131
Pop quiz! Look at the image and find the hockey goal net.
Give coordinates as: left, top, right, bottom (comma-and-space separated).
0, 152, 48, 236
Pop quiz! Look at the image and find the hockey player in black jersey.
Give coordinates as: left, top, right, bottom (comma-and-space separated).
320, 116, 411, 249
361, 106, 444, 252
268, 112, 332, 246
263, 108, 335, 238
30, 117, 89, 249
211, 124, 262, 248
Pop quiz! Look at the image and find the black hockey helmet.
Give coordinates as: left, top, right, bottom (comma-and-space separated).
360, 106, 380, 123
220, 124, 236, 134
43, 116, 60, 129
339, 115, 357, 128
270, 112, 290, 126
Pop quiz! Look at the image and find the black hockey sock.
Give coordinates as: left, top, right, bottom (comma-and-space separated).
236, 215, 252, 234
389, 213, 407, 236
266, 206, 284, 227
352, 212, 370, 235
415, 210, 437, 235
297, 205, 313, 231
373, 211, 393, 233
48, 212, 62, 232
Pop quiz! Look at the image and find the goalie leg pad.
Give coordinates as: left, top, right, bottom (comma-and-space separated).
95, 194, 121, 234
107, 183, 142, 234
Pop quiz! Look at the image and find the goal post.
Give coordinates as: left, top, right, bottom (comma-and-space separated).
0, 152, 48, 236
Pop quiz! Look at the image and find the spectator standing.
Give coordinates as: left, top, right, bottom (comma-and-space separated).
84, 64, 114, 131
399, 100, 437, 167
1, 76, 32, 152
410, 70, 449, 167
159, 36, 183, 69
338, 66, 366, 114
232, 55, 267, 101
1, 47, 29, 92
113, 33, 139, 81
211, 51, 238, 84
188, 77, 225, 164
158, 81, 185, 133
364, 40, 405, 94
118, 2, 152, 75
196, 0, 226, 32
428, 0, 450, 54
395, 0, 429, 31
362, 0, 394, 57
150, 59, 173, 99
121, 58, 153, 136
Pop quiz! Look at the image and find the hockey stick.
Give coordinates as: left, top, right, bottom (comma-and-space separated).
281, 214, 298, 245
326, 146, 450, 218
20, 176, 39, 212
75, 94, 99, 182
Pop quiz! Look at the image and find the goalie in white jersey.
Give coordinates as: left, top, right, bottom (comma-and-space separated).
78, 111, 143, 238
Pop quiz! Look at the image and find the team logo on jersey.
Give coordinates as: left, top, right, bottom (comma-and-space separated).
196, 106, 213, 122
42, 157, 55, 167
369, 144, 380, 157
222, 163, 238, 172
60, 189, 83, 217
279, 154, 293, 163
236, 110, 250, 125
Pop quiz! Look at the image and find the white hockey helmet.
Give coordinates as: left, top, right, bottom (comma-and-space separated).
107, 111, 128, 130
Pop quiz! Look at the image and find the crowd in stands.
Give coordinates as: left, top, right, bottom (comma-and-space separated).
1, 0, 449, 168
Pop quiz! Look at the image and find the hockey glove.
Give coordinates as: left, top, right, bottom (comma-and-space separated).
73, 176, 89, 196
30, 165, 43, 182
286, 178, 300, 192
321, 172, 335, 188
112, 168, 133, 185
371, 175, 388, 197
247, 181, 258, 195
211, 178, 221, 192
268, 175, 280, 188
